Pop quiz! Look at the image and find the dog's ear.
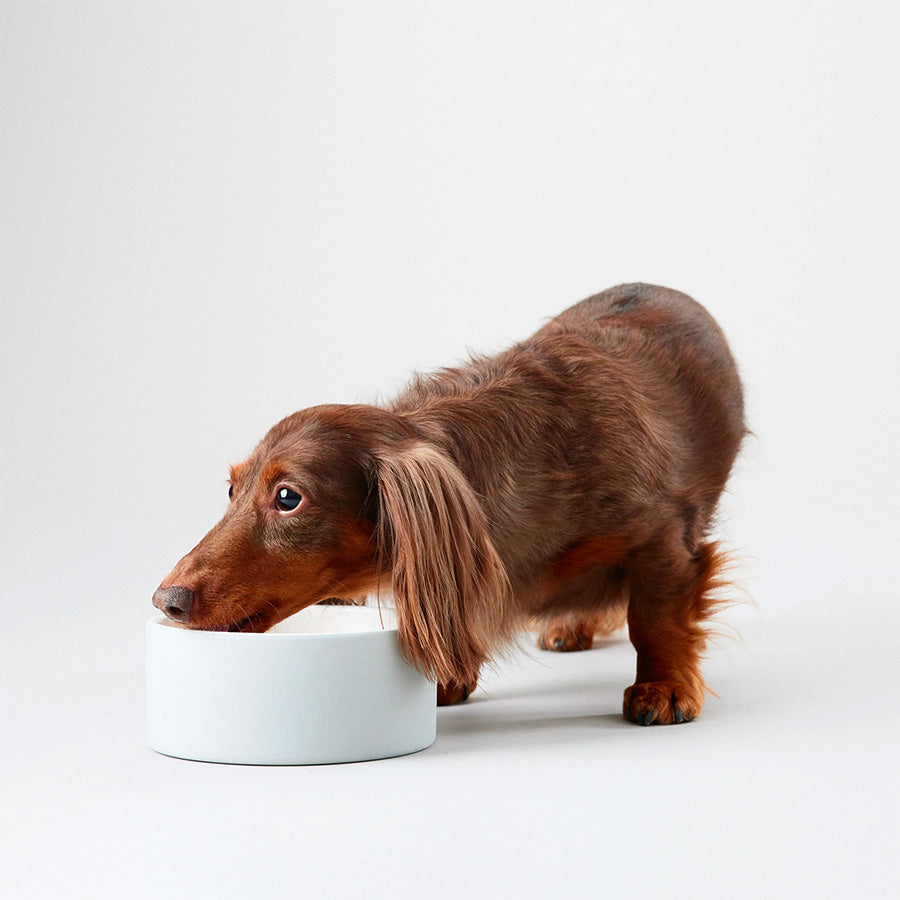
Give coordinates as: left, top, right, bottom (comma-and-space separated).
370, 442, 511, 687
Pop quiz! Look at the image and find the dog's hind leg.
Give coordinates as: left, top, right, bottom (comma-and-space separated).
534, 561, 629, 652
622, 529, 726, 725
536, 605, 627, 652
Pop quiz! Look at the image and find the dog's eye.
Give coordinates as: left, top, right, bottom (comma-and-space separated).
275, 486, 303, 512
228, 484, 234, 500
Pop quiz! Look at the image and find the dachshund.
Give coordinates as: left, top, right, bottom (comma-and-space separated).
153, 283, 745, 725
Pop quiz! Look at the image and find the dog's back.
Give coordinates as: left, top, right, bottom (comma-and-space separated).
539, 282, 744, 449
535, 282, 746, 531
394, 282, 745, 566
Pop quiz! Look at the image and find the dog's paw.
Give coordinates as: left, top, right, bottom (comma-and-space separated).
437, 680, 476, 706
537, 621, 594, 653
623, 680, 703, 725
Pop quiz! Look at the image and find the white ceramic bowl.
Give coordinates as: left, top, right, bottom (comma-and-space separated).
146, 604, 436, 765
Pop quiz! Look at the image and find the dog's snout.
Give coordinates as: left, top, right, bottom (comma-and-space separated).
153, 584, 195, 623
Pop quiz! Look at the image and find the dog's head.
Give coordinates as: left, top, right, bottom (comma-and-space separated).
152, 404, 510, 684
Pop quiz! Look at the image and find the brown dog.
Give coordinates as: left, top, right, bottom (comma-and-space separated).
153, 283, 745, 725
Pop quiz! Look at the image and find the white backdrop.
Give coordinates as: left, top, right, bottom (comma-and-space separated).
2, 3, 898, 899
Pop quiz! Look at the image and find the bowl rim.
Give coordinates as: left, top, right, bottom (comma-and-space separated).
146, 604, 400, 640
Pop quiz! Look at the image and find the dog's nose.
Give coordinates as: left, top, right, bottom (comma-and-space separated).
153, 584, 195, 623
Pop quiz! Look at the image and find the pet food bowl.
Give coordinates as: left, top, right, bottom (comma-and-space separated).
146, 604, 437, 765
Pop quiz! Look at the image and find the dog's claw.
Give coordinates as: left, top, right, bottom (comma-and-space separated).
553, 637, 566, 651
637, 709, 655, 726
673, 705, 685, 724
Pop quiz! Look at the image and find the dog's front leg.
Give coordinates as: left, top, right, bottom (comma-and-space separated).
436, 677, 478, 705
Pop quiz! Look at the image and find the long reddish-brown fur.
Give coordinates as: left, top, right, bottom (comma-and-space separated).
153, 283, 746, 725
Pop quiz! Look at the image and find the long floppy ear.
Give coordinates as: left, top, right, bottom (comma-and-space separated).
371, 442, 512, 687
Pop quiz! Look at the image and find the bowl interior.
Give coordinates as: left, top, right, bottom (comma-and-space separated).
271, 603, 398, 635
152, 602, 398, 636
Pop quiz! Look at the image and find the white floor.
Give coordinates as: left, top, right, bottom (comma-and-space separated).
3, 603, 897, 900
3, 4, 898, 897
